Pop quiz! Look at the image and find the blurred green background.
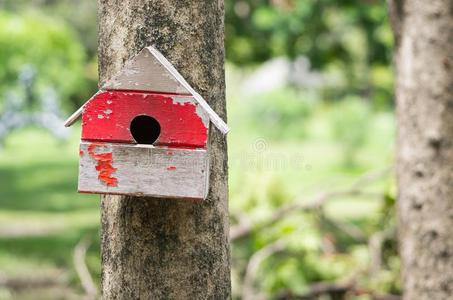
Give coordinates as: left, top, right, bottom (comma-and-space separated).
0, 0, 398, 299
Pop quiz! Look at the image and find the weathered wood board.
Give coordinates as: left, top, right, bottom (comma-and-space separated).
81, 90, 209, 148
78, 142, 209, 200
102, 47, 190, 94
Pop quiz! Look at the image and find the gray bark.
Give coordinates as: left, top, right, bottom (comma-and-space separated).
97, 0, 230, 299
389, 0, 453, 299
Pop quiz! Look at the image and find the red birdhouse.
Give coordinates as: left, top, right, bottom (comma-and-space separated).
64, 46, 229, 201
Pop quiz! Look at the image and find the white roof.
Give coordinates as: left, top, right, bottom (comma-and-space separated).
64, 46, 229, 134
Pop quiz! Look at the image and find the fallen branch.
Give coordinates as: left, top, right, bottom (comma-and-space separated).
242, 237, 290, 300
371, 294, 401, 300
73, 237, 98, 299
320, 214, 367, 242
350, 167, 392, 190
368, 226, 396, 275
230, 168, 390, 241
0, 272, 65, 291
276, 281, 354, 300
275, 283, 401, 300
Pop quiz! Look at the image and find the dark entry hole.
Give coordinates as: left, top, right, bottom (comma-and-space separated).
130, 115, 161, 145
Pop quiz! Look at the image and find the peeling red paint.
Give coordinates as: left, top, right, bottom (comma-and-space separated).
167, 151, 173, 156
79, 149, 84, 156
87, 143, 118, 187
167, 166, 177, 171
81, 91, 208, 148
105, 89, 191, 97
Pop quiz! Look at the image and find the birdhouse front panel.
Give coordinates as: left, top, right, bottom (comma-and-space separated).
77, 90, 210, 199
65, 46, 229, 201
81, 91, 209, 148
78, 142, 209, 199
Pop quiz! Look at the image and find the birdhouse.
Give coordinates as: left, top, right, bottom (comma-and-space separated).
64, 46, 229, 201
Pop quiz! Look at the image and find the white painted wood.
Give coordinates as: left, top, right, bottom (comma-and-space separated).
64, 105, 83, 127
64, 91, 102, 127
78, 142, 209, 200
102, 47, 190, 94
146, 46, 230, 134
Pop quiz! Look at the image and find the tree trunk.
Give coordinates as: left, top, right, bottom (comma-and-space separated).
97, 1, 230, 299
389, 0, 453, 298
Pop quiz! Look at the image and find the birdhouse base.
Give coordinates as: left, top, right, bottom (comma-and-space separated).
78, 142, 209, 201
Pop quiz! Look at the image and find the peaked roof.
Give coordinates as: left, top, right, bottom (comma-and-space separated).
64, 46, 229, 134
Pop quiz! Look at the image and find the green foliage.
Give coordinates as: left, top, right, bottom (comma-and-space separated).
0, 11, 90, 109
329, 96, 372, 167
226, 0, 392, 65
227, 65, 397, 297
245, 88, 317, 140
226, 0, 394, 107
1, 0, 98, 56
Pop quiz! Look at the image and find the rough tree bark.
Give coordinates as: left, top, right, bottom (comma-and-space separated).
97, 1, 230, 299
389, 0, 453, 299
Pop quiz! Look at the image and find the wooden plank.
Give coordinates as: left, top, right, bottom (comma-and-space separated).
101, 47, 190, 94
78, 142, 209, 200
64, 105, 84, 127
64, 91, 103, 127
81, 91, 209, 148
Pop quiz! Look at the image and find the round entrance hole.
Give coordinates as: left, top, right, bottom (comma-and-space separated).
130, 115, 161, 145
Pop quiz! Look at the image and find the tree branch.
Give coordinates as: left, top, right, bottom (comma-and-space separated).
230, 168, 391, 241
368, 227, 396, 275
242, 237, 290, 300
276, 281, 353, 300
73, 237, 97, 299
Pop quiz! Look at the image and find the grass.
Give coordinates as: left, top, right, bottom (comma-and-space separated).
0, 127, 99, 298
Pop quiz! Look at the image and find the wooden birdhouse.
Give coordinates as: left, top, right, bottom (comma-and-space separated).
64, 46, 229, 201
